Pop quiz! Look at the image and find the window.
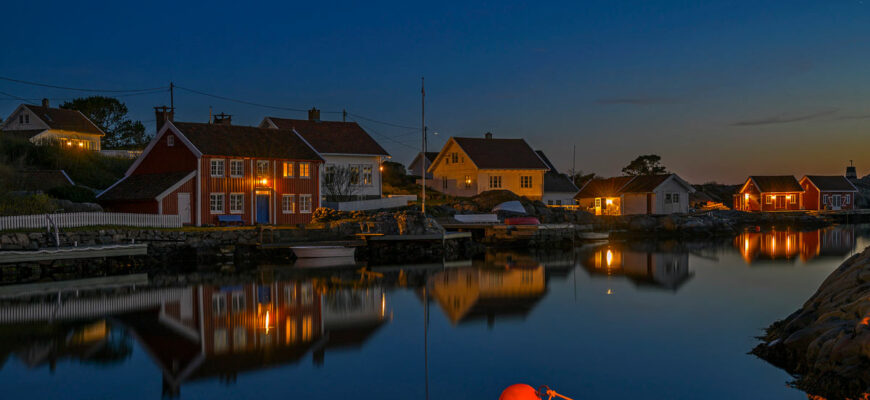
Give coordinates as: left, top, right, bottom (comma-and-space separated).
845, 194, 851, 205
231, 292, 245, 314
349, 165, 360, 185
822, 194, 828, 205
18, 115, 23, 124
451, 152, 459, 163
210, 159, 225, 177
282, 194, 296, 214
233, 326, 247, 350
210, 193, 225, 214
214, 329, 228, 353
283, 162, 294, 178
302, 316, 313, 341
300, 194, 312, 213
595, 198, 601, 207
766, 195, 773, 205
25, 114, 29, 123
464, 175, 472, 189
790, 194, 796, 204
665, 193, 672, 203
673, 193, 680, 203
167, 135, 175, 147
489, 175, 502, 189
548, 200, 553, 205
230, 160, 244, 177
299, 162, 310, 178
212, 294, 227, 316
256, 160, 270, 176
556, 200, 562, 205
301, 283, 314, 305
520, 176, 532, 188
229, 193, 244, 214
285, 283, 297, 304
362, 165, 373, 185
443, 178, 448, 190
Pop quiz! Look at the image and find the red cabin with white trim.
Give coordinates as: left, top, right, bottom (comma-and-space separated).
799, 175, 858, 211
733, 176, 804, 212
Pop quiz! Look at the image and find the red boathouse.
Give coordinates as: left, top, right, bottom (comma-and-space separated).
98, 112, 323, 226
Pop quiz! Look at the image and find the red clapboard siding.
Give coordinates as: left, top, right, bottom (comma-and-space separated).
160, 177, 196, 216
133, 132, 197, 175
103, 200, 159, 214
801, 181, 820, 210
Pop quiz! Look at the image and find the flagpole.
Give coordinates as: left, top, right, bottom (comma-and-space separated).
421, 77, 426, 215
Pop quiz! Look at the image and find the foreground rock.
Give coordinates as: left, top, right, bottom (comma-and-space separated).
753, 246, 870, 399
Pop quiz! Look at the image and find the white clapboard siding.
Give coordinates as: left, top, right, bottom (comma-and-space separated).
0, 212, 181, 231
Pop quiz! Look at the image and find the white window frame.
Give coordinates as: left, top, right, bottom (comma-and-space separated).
822, 194, 828, 205
230, 160, 244, 177
766, 195, 773, 205
256, 160, 270, 177
283, 161, 294, 178
167, 135, 175, 147
210, 159, 225, 178
231, 291, 246, 314
362, 165, 373, 186
229, 193, 244, 214
299, 162, 310, 179
349, 165, 361, 185
300, 194, 312, 214
210, 193, 225, 214
789, 194, 796, 204
844, 194, 851, 205
212, 294, 227, 316
282, 194, 296, 214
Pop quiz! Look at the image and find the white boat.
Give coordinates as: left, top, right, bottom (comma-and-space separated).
291, 245, 356, 258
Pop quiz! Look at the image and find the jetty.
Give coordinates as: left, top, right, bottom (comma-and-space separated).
0, 243, 148, 264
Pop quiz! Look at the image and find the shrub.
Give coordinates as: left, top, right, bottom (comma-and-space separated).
0, 138, 132, 189
46, 186, 97, 203
0, 193, 57, 216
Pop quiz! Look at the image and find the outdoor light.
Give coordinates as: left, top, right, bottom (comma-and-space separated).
78, 142, 84, 147
744, 193, 749, 200
606, 249, 613, 267
605, 199, 613, 205
465, 177, 472, 185
260, 178, 269, 186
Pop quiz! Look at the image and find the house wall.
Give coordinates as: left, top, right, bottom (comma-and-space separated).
408, 156, 433, 178
735, 180, 762, 211
622, 193, 651, 215
31, 130, 102, 151
653, 178, 690, 214
321, 154, 383, 202
801, 181, 821, 211
160, 177, 196, 221
2, 106, 49, 131
478, 169, 545, 200
198, 156, 320, 226
543, 192, 576, 206
429, 141, 480, 197
133, 131, 198, 175
758, 192, 803, 211
818, 191, 856, 211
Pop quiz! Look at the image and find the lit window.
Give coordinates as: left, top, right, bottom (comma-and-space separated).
167, 135, 175, 147
489, 175, 502, 189
299, 162, 310, 178
302, 316, 313, 341
282, 194, 296, 214
210, 193, 225, 214
256, 160, 270, 176
283, 162, 294, 178
229, 193, 244, 214
520, 176, 532, 188
230, 160, 244, 177
350, 165, 360, 185
464, 175, 472, 189
300, 194, 312, 213
210, 159, 225, 177
790, 195, 796, 204
362, 165, 373, 185
766, 195, 773, 205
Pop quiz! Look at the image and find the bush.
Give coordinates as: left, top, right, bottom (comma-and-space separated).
46, 186, 97, 203
0, 193, 57, 216
0, 137, 132, 189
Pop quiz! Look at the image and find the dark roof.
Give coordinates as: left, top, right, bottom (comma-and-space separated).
451, 137, 548, 170
10, 170, 74, 191
265, 117, 389, 156
23, 105, 103, 135
619, 174, 672, 193
544, 172, 579, 193
173, 122, 323, 161
803, 175, 857, 192
750, 176, 803, 193
576, 176, 633, 198
98, 171, 194, 201
422, 151, 439, 162
535, 150, 558, 172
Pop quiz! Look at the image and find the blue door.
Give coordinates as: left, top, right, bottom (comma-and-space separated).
256, 194, 270, 224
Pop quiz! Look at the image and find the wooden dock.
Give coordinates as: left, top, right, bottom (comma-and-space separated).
0, 243, 148, 264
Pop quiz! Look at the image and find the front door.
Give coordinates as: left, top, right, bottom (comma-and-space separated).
177, 193, 191, 224
256, 194, 270, 224
776, 195, 785, 209
832, 195, 842, 210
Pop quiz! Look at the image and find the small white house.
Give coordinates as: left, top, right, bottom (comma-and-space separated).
261, 108, 391, 206
1, 99, 104, 150
576, 174, 695, 215
408, 151, 438, 179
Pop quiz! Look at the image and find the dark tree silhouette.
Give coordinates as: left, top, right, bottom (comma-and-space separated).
61, 96, 148, 149
621, 154, 668, 176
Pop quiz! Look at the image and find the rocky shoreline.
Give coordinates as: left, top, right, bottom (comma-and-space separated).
752, 246, 870, 399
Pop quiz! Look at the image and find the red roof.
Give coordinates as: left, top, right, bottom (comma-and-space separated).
449, 137, 548, 170
173, 122, 323, 161
264, 117, 389, 156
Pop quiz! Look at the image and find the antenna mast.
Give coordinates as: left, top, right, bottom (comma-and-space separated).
421, 77, 426, 215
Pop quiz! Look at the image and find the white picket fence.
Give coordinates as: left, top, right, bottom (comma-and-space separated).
0, 212, 181, 231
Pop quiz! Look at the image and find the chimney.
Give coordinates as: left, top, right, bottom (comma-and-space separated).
847, 160, 857, 180
213, 112, 232, 125
308, 107, 320, 122
41, 98, 50, 108
485, 132, 493, 139
154, 105, 175, 132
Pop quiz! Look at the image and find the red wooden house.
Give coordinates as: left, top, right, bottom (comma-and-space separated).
98, 114, 323, 226
734, 176, 804, 212
799, 175, 859, 211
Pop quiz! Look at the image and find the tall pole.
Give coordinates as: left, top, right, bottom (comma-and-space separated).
170, 81, 175, 110
421, 77, 426, 215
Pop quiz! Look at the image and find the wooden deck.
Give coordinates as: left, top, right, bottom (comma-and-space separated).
0, 243, 148, 264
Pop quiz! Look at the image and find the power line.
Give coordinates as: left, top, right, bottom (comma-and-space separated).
0, 76, 166, 93
347, 112, 417, 130
348, 116, 419, 151
175, 85, 341, 114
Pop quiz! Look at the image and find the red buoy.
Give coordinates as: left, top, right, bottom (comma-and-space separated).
499, 384, 540, 400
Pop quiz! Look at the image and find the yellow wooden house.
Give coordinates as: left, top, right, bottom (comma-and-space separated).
426, 132, 549, 199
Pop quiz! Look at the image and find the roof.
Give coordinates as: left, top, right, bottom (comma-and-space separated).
22, 105, 104, 135
1, 129, 49, 140
449, 137, 549, 170
802, 175, 858, 192
749, 176, 803, 193
619, 174, 672, 193
544, 172, 579, 193
172, 122, 323, 161
576, 176, 634, 198
10, 170, 74, 191
98, 171, 194, 201
534, 150, 558, 172
264, 117, 389, 156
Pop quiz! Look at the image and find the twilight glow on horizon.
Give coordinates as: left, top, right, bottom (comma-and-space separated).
1, 0, 869, 184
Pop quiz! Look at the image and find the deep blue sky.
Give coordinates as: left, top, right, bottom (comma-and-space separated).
2, 1, 869, 183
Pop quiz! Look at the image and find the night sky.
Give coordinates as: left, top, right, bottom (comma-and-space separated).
2, 1, 869, 183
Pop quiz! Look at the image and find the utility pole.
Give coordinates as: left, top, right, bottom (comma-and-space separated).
421, 77, 426, 215
342, 109, 347, 122
170, 81, 175, 110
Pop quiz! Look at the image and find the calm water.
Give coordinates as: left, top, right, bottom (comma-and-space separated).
1, 226, 868, 399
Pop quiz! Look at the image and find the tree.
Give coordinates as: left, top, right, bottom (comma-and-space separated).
571, 171, 596, 188
621, 154, 668, 176
61, 96, 149, 149
321, 165, 360, 202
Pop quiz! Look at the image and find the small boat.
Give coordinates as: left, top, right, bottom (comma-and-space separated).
290, 245, 356, 258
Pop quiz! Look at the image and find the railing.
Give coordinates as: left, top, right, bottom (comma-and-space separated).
0, 212, 182, 231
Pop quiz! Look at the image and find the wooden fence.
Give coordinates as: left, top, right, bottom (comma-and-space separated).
0, 212, 181, 231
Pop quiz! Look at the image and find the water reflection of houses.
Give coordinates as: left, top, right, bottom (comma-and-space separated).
579, 245, 693, 291
0, 277, 387, 397
428, 252, 547, 327
734, 227, 856, 264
